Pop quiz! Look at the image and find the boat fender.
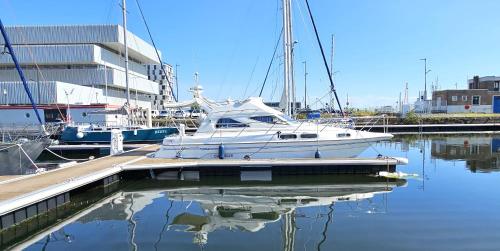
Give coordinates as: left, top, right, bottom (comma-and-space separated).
76, 132, 84, 139
218, 144, 225, 159
175, 151, 182, 159
315, 149, 321, 159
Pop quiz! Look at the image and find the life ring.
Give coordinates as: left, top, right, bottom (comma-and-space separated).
464, 104, 470, 110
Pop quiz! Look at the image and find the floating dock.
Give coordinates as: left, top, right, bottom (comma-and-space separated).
0, 144, 407, 232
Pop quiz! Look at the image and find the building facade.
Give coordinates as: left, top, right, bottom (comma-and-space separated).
147, 64, 174, 111
0, 24, 174, 125
432, 76, 500, 113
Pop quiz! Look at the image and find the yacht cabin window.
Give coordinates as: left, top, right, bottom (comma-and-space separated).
337, 133, 351, 138
215, 118, 249, 128
250, 115, 287, 124
279, 134, 297, 140
300, 133, 318, 139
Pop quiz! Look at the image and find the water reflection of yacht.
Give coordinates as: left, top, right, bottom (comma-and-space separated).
165, 176, 406, 246
431, 135, 500, 172
16, 175, 406, 250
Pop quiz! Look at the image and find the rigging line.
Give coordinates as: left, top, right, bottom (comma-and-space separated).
303, 0, 343, 115
242, 56, 260, 99
259, 27, 284, 97
134, 0, 178, 102
104, 0, 117, 24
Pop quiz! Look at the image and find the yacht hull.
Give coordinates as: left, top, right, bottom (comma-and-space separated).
155, 137, 387, 159
61, 126, 178, 144
0, 138, 51, 175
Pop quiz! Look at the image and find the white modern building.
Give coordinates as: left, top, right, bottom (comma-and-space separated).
0, 24, 174, 125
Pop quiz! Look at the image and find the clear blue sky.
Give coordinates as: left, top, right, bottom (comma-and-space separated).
2, 0, 500, 108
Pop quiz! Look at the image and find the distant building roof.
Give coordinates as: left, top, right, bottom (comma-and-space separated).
0, 24, 160, 64
468, 76, 500, 83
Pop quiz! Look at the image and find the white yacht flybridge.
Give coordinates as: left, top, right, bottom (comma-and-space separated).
152, 86, 392, 160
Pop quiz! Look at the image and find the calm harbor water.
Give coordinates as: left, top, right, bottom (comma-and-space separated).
4, 134, 500, 250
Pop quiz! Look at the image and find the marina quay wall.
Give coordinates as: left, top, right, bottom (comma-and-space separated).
0, 24, 173, 116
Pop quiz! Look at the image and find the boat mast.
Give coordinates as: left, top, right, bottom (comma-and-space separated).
122, 0, 131, 107
330, 34, 335, 112
282, 0, 293, 116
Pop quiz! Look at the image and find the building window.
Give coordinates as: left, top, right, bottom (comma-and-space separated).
472, 96, 480, 105
452, 96, 458, 102
462, 96, 467, 101
495, 81, 499, 91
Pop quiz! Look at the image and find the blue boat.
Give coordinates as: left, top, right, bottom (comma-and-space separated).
60, 125, 178, 144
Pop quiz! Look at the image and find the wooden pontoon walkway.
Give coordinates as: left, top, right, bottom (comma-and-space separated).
0, 145, 159, 215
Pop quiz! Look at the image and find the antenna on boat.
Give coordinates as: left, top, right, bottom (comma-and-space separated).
190, 73, 203, 98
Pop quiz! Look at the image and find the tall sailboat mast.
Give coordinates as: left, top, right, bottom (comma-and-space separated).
282, 0, 293, 116
122, 0, 131, 107
330, 34, 335, 112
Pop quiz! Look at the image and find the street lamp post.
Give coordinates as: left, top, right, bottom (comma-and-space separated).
302, 61, 307, 110
175, 64, 179, 101
420, 58, 431, 101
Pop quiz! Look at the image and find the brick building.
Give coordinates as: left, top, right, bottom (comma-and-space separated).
432, 76, 500, 113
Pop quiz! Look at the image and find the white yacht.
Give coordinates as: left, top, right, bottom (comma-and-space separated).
152, 86, 392, 160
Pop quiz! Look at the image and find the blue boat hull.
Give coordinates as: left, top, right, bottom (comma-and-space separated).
60, 126, 178, 144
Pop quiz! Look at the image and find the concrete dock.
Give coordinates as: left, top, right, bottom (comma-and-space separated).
0, 144, 407, 232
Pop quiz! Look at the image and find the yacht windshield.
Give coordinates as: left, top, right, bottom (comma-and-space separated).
250, 115, 287, 125
216, 118, 249, 128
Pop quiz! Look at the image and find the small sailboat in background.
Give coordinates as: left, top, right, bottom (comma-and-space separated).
0, 18, 51, 175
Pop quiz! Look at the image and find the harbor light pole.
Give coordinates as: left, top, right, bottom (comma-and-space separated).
420, 58, 431, 100
303, 61, 307, 109
175, 64, 179, 101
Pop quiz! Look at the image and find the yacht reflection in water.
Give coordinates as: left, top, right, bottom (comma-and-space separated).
431, 134, 500, 172
159, 173, 406, 248
20, 174, 406, 251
